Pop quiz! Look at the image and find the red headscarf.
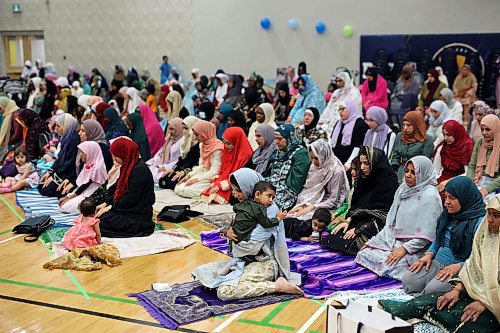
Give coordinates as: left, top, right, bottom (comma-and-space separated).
159, 84, 170, 113
110, 137, 140, 201
424, 69, 441, 107
95, 102, 110, 130
435, 120, 474, 171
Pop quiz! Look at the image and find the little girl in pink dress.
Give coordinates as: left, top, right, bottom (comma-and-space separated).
0, 147, 40, 193
63, 197, 101, 250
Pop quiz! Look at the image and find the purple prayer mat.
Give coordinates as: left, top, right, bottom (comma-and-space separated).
201, 230, 401, 298
129, 280, 301, 330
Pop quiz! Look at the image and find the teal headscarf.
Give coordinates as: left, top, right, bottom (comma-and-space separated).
216, 104, 232, 139
272, 124, 301, 162
436, 176, 486, 259
104, 107, 129, 141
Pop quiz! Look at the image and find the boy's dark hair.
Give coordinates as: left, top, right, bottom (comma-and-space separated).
312, 208, 331, 224
79, 197, 97, 217
252, 181, 276, 197
14, 146, 30, 160
162, 55, 168, 60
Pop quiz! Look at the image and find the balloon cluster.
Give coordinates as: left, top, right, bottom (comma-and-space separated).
259, 18, 354, 38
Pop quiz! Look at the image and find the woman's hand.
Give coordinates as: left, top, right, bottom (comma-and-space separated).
437, 288, 460, 310
435, 263, 462, 282
461, 300, 487, 323
225, 227, 238, 242
95, 204, 111, 218
438, 179, 450, 192
171, 170, 185, 182
329, 216, 345, 226
343, 228, 356, 240
42, 176, 54, 188
58, 196, 69, 206
295, 205, 314, 217
56, 179, 70, 192
61, 184, 74, 195
409, 252, 433, 273
332, 222, 349, 235
209, 184, 220, 194
287, 206, 301, 216
186, 178, 199, 186
40, 172, 49, 183
385, 246, 408, 266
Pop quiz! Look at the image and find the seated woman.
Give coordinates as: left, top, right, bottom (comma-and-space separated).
286, 139, 349, 222
468, 101, 494, 141
391, 111, 435, 181
453, 64, 478, 120
319, 72, 362, 135
330, 99, 368, 168
321, 147, 399, 254
286, 74, 326, 125
264, 124, 311, 210
78, 119, 113, 170
147, 117, 183, 184
427, 100, 452, 146
127, 113, 151, 161
402, 176, 485, 294
362, 106, 396, 158
138, 104, 164, 156
355, 156, 442, 280
174, 120, 223, 199
295, 107, 328, 148
227, 109, 249, 135
274, 81, 291, 125
418, 69, 446, 109
389, 64, 421, 115
0, 97, 22, 163
16, 109, 50, 161
434, 120, 474, 195
97, 138, 155, 238
59, 141, 108, 214
439, 87, 463, 123
380, 194, 499, 333
192, 168, 303, 300
466, 114, 499, 201
38, 114, 81, 197
360, 67, 389, 111
201, 126, 253, 204
251, 124, 277, 175
104, 107, 129, 141
158, 116, 200, 190
247, 103, 276, 150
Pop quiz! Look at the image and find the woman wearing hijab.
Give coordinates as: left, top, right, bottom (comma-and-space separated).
402, 176, 485, 294
216, 104, 232, 139
138, 104, 165, 156
174, 120, 224, 199
126, 87, 144, 114
355, 156, 442, 280
264, 124, 311, 210
221, 74, 244, 109
40, 79, 57, 120
242, 87, 260, 125
469, 101, 495, 141
360, 67, 389, 111
104, 107, 129, 141
287, 74, 326, 125
453, 65, 478, 119
274, 81, 291, 125
248, 103, 277, 150
213, 73, 229, 107
147, 117, 184, 183
0, 97, 22, 162
363, 106, 396, 158
159, 84, 171, 114
286, 139, 350, 221
96, 138, 155, 238
330, 99, 369, 167
320, 72, 362, 135
16, 109, 50, 160
78, 119, 113, 171
251, 124, 277, 174
158, 116, 200, 189
466, 114, 499, 200
391, 111, 435, 181
27, 77, 43, 110
59, 141, 108, 214
296, 107, 328, 148
127, 113, 151, 162
227, 110, 248, 135
427, 100, 453, 146
440, 87, 463, 123
418, 69, 447, 108
197, 101, 218, 128
201, 127, 253, 204
381, 194, 499, 333
389, 64, 421, 115
38, 114, 81, 197
166, 90, 184, 120
321, 147, 399, 254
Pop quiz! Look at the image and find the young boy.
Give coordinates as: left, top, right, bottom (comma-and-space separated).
284, 208, 331, 242
231, 181, 287, 243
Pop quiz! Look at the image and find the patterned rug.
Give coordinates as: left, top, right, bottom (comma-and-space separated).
199, 213, 234, 229
201, 230, 402, 298
129, 280, 301, 330
16, 189, 78, 227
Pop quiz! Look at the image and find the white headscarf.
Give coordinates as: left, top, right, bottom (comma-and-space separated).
27, 77, 42, 109
180, 116, 199, 158
248, 103, 277, 150
126, 87, 145, 114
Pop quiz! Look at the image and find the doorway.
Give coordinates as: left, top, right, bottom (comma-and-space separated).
2, 32, 45, 79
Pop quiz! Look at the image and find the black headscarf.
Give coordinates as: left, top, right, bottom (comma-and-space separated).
244, 87, 259, 108
18, 109, 49, 159
228, 110, 248, 135
199, 102, 215, 121
171, 84, 185, 99
304, 107, 320, 133
40, 80, 57, 120
365, 67, 378, 93
298, 61, 307, 75
276, 81, 291, 106
225, 75, 243, 98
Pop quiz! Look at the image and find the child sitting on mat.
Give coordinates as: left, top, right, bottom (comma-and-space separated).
63, 197, 101, 250
0, 147, 40, 193
283, 208, 330, 242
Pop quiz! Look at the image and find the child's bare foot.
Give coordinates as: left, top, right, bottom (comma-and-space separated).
275, 277, 304, 295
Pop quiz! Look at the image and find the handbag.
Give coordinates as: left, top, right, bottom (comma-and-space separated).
0, 157, 18, 178
12, 215, 55, 242
157, 205, 203, 223
326, 301, 412, 333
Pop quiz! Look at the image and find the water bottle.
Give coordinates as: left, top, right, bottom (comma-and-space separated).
311, 231, 320, 242
24, 207, 32, 219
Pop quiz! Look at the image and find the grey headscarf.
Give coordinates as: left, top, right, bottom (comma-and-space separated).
252, 124, 277, 174
439, 88, 460, 110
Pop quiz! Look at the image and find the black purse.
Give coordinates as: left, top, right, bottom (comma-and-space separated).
12, 215, 55, 242
157, 205, 203, 223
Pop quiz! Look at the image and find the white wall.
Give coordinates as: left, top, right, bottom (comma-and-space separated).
1, 0, 499, 88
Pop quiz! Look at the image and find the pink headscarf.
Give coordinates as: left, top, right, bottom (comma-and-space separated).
330, 98, 362, 147
139, 104, 165, 156
75, 141, 108, 187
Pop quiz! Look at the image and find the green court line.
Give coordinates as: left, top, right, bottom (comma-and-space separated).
237, 318, 296, 331
308, 330, 323, 333
173, 223, 201, 239
0, 278, 138, 305
0, 228, 12, 236
261, 300, 291, 323
309, 298, 328, 307
0, 194, 89, 299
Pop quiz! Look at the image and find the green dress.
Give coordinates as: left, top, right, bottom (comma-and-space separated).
466, 139, 500, 194
391, 132, 435, 181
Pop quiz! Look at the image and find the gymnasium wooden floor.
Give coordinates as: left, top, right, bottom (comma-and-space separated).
0, 192, 329, 333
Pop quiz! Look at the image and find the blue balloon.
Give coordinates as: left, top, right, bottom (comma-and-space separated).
315, 22, 326, 34
260, 17, 271, 30
288, 19, 298, 30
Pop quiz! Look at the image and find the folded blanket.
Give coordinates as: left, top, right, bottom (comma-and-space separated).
43, 243, 121, 271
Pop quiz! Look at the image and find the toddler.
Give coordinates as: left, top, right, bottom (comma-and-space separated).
62, 198, 101, 250
0, 147, 39, 193
284, 208, 330, 242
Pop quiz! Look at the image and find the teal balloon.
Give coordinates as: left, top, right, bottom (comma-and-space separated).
260, 17, 271, 30
315, 22, 326, 34
343, 25, 354, 38
288, 19, 298, 30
